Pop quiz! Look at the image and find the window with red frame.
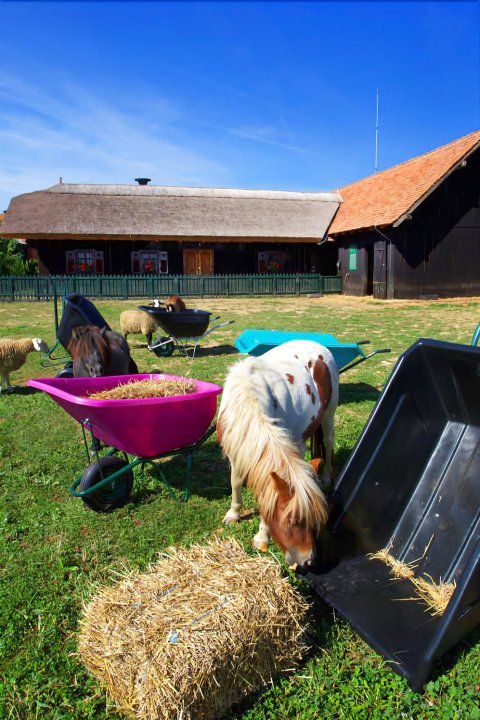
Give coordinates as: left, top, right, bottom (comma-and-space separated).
65, 250, 104, 274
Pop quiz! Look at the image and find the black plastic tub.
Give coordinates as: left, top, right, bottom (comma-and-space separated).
308, 338, 480, 691
138, 306, 211, 338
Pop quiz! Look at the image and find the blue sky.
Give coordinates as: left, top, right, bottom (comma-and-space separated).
0, 1, 479, 211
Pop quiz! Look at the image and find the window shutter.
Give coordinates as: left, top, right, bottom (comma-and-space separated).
131, 251, 141, 274
258, 251, 268, 273
94, 251, 104, 274
159, 251, 168, 274
66, 251, 76, 274
348, 247, 358, 271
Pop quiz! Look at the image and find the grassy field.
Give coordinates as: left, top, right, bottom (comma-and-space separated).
1, 295, 479, 720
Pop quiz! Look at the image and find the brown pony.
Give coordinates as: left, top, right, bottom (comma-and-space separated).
166, 295, 187, 312
149, 296, 187, 312
67, 325, 137, 377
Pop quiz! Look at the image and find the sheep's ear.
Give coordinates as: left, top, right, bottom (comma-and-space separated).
100, 326, 108, 337
32, 338, 42, 351
71, 327, 80, 342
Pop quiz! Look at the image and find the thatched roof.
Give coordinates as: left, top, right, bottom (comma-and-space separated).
0, 183, 342, 243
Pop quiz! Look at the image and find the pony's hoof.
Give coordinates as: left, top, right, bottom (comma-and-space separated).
252, 538, 269, 552
223, 511, 239, 525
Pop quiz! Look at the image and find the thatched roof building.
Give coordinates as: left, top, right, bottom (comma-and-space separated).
0, 182, 342, 277
1, 183, 341, 243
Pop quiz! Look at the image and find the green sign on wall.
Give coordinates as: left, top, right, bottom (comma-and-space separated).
348, 247, 358, 271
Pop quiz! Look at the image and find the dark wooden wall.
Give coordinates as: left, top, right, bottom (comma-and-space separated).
391, 149, 480, 298
29, 239, 338, 276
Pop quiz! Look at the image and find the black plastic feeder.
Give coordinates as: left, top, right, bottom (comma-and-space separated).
309, 338, 480, 691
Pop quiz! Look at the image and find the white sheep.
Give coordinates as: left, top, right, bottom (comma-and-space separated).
0, 337, 49, 394
119, 310, 159, 346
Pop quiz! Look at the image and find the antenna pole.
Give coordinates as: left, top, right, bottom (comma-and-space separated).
375, 89, 379, 173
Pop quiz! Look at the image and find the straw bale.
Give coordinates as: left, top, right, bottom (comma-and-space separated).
368, 548, 455, 616
87, 379, 196, 400
77, 540, 310, 720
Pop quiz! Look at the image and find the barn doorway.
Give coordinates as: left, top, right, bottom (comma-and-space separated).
366, 245, 374, 295
373, 242, 387, 299
183, 249, 214, 275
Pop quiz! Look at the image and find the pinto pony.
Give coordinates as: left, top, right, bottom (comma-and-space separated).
217, 339, 339, 570
67, 325, 138, 377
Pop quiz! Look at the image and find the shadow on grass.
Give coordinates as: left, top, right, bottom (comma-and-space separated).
339, 381, 381, 404
130, 442, 232, 506
1, 386, 39, 397
193, 343, 238, 357
334, 444, 356, 474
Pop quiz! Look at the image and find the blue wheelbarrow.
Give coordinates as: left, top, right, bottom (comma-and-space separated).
234, 329, 390, 374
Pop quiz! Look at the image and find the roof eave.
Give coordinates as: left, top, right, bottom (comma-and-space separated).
0, 232, 325, 243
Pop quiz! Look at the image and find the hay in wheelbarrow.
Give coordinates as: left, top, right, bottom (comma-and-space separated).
87, 378, 197, 400
77, 539, 310, 720
368, 547, 456, 617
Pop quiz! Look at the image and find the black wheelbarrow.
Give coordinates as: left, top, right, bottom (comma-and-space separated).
308, 338, 480, 691
138, 305, 234, 358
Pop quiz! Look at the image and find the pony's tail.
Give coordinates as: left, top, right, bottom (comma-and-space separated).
219, 358, 328, 531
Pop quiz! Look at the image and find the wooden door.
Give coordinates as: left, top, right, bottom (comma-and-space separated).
183, 249, 213, 275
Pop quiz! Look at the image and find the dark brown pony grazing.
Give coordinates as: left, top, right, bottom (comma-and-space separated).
68, 325, 138, 377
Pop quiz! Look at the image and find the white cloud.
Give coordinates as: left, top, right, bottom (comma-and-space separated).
0, 72, 231, 208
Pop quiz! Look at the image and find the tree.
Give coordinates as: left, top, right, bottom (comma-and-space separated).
0, 239, 38, 275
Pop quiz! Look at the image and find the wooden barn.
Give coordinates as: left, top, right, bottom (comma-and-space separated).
0, 183, 341, 277
328, 130, 480, 299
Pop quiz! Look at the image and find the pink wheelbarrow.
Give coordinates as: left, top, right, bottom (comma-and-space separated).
28, 373, 222, 511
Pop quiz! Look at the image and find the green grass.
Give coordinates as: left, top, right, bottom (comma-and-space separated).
1, 295, 479, 719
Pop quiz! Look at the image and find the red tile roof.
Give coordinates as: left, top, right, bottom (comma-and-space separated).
329, 130, 480, 235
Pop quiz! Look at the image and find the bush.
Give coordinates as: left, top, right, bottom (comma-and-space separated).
0, 238, 38, 275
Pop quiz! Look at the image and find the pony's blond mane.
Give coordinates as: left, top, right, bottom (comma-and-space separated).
220, 357, 328, 531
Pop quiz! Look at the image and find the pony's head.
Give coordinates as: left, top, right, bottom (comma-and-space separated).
266, 468, 328, 571
68, 325, 111, 377
166, 295, 186, 312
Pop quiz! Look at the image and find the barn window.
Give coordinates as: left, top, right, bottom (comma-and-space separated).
257, 250, 290, 273
131, 250, 168, 274
348, 247, 358, 271
66, 249, 104, 274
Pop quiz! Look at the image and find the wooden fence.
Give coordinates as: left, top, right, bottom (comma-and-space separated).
0, 274, 343, 301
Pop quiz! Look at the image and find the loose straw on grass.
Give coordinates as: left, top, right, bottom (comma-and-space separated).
87, 378, 197, 400
77, 539, 310, 720
368, 547, 455, 616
